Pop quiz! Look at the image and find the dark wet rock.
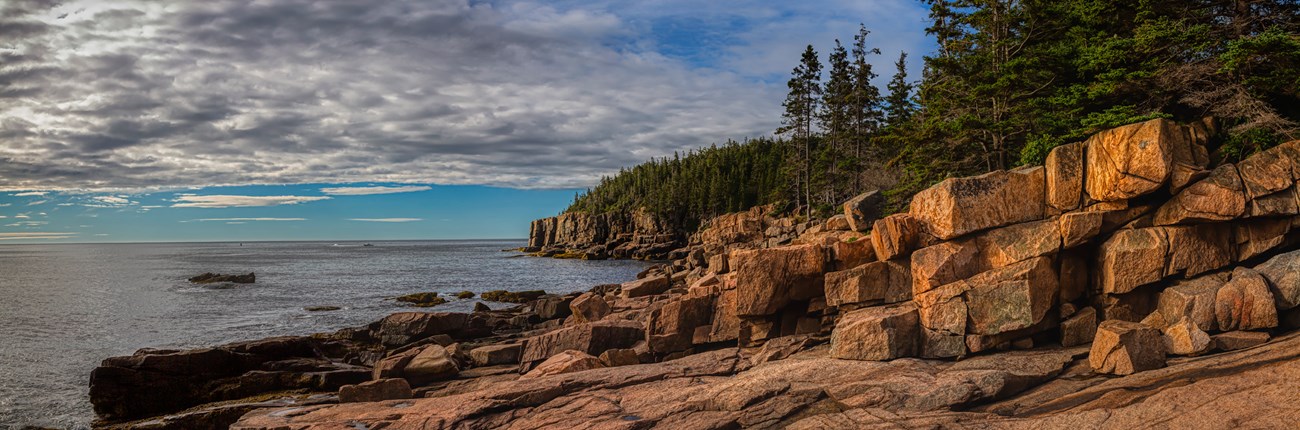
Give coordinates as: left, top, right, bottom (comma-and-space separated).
188, 272, 255, 284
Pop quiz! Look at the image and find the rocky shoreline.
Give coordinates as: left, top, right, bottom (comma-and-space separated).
89, 118, 1300, 429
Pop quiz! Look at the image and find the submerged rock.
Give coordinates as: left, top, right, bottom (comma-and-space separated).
188, 272, 255, 284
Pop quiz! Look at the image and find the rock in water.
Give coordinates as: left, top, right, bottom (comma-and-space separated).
1089, 320, 1166, 375
188, 272, 255, 284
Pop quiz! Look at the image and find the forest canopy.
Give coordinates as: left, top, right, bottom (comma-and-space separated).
566, 0, 1300, 228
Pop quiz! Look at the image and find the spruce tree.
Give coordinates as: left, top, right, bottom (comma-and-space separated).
778, 44, 822, 218
884, 52, 914, 130
849, 24, 884, 189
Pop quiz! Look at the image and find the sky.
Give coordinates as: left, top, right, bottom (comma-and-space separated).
0, 0, 936, 243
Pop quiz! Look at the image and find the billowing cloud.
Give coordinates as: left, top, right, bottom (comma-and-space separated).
320, 185, 433, 196
0, 0, 931, 191
171, 195, 330, 208
349, 218, 423, 223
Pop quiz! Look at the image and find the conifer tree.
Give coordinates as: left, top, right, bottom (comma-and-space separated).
778, 44, 822, 218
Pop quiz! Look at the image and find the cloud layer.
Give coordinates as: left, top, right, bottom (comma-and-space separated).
171, 195, 330, 208
0, 0, 932, 191
320, 185, 432, 196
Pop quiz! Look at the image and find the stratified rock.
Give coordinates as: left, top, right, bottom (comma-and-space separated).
824, 214, 851, 231
707, 288, 740, 343
976, 219, 1061, 268
1153, 164, 1246, 225
1156, 273, 1227, 333
1046, 141, 1085, 212
621, 274, 671, 298
731, 244, 826, 316
521, 350, 605, 379
1089, 320, 1166, 375
871, 213, 934, 260
1098, 228, 1168, 295
1058, 211, 1103, 249
829, 302, 919, 361
909, 167, 1046, 240
843, 190, 884, 232
915, 282, 970, 342
1212, 331, 1270, 351
1060, 306, 1097, 347
469, 344, 522, 367
1084, 118, 1179, 202
749, 335, 814, 365
1215, 267, 1279, 331
338, 378, 412, 403
824, 260, 911, 307
1251, 249, 1300, 310
708, 253, 729, 274
518, 320, 644, 369
964, 257, 1057, 336
1161, 317, 1212, 356
569, 293, 610, 323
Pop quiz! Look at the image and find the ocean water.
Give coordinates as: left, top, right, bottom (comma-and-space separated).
0, 240, 648, 429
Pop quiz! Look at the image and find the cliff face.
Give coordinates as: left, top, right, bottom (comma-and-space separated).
527, 208, 683, 260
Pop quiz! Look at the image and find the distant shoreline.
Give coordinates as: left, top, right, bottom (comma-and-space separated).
0, 238, 531, 246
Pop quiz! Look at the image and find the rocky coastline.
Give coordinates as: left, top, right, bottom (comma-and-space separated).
89, 118, 1300, 429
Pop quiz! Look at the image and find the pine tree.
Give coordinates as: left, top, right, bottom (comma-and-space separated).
884, 51, 914, 130
849, 24, 884, 190
778, 44, 823, 218
819, 40, 854, 208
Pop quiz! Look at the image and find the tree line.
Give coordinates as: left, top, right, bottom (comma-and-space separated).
568, 0, 1300, 226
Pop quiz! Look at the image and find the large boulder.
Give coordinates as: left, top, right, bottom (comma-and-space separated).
1153, 164, 1247, 225
1089, 320, 1166, 375
518, 320, 645, 369
963, 256, 1058, 336
1084, 118, 1180, 202
1156, 273, 1227, 333
521, 350, 605, 379
569, 293, 611, 323
1164, 224, 1235, 279
732, 244, 826, 316
830, 236, 876, 270
1045, 141, 1085, 212
469, 343, 522, 367
843, 190, 884, 232
1058, 211, 1104, 249
871, 213, 934, 260
1251, 249, 1300, 310
1060, 306, 1098, 347
646, 294, 713, 353
1098, 228, 1168, 295
1215, 267, 1279, 331
1236, 139, 1298, 199
375, 312, 471, 347
910, 240, 981, 297
910, 219, 1060, 297
338, 378, 412, 403
824, 260, 911, 308
1161, 317, 1212, 356
829, 302, 920, 361
399, 344, 460, 386
621, 274, 671, 298
909, 167, 1046, 240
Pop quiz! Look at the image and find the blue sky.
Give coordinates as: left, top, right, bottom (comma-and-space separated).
0, 0, 935, 243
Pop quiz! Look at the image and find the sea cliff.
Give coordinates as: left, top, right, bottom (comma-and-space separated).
90, 118, 1300, 429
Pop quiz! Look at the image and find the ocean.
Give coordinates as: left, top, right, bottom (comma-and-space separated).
0, 240, 648, 429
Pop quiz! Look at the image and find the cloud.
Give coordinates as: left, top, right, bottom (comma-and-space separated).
192, 217, 306, 222
320, 185, 432, 196
13, 191, 47, 196
93, 196, 130, 204
27, 200, 47, 206
0, 0, 934, 191
171, 195, 330, 208
81, 195, 136, 207
0, 232, 76, 240
348, 218, 423, 223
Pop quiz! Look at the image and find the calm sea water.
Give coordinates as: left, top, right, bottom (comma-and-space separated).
0, 240, 648, 429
